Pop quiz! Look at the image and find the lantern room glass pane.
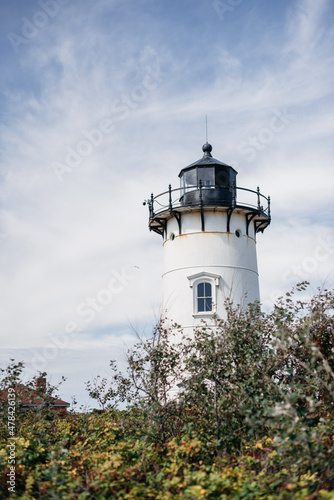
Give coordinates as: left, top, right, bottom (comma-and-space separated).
180, 169, 197, 197
184, 169, 197, 188
198, 167, 214, 187
215, 167, 230, 188
180, 174, 185, 196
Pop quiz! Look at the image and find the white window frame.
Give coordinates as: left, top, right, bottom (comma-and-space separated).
188, 272, 220, 317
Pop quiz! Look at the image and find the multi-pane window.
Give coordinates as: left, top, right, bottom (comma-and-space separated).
188, 273, 219, 316
197, 282, 212, 312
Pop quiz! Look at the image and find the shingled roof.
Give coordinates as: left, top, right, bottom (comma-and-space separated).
0, 378, 70, 411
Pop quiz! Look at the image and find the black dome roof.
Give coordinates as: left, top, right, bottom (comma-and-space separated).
178, 143, 237, 177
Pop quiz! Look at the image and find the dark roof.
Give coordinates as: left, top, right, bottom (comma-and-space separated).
0, 384, 70, 408
178, 142, 237, 176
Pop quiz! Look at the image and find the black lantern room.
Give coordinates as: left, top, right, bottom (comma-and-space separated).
179, 142, 237, 206
145, 142, 270, 237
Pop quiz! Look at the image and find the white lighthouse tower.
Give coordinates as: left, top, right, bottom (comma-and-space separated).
145, 142, 270, 333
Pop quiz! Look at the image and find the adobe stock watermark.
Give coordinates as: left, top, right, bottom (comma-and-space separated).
7, 388, 16, 494
238, 107, 296, 162
213, 0, 244, 21
31, 267, 136, 371
51, 55, 165, 183
7, 0, 71, 54
263, 235, 334, 309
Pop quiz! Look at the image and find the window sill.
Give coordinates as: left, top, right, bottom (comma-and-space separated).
193, 312, 216, 318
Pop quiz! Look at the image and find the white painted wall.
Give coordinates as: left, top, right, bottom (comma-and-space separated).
161, 209, 259, 331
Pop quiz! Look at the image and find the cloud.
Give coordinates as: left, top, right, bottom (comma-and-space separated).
286, 0, 330, 54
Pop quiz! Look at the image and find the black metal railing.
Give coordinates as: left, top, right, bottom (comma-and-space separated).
145, 184, 271, 221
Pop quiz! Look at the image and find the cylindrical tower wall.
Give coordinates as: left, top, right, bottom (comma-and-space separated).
161, 210, 259, 330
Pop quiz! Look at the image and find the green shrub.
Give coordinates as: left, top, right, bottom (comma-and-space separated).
1, 285, 333, 498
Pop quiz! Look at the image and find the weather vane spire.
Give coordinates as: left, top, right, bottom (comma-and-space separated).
205, 115, 208, 143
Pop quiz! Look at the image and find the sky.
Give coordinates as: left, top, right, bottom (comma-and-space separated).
0, 0, 333, 409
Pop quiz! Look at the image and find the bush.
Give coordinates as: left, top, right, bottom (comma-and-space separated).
0, 285, 333, 498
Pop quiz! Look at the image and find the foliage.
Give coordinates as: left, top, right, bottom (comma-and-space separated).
0, 360, 66, 441
0, 408, 333, 499
84, 361, 131, 411
0, 285, 334, 498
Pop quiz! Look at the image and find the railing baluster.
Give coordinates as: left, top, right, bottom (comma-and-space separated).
150, 193, 154, 218
257, 186, 260, 210
199, 180, 205, 231
168, 184, 172, 213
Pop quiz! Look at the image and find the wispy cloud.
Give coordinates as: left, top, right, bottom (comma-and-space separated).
286, 0, 331, 54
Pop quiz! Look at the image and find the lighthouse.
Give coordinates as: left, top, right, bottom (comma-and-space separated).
145, 142, 270, 333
